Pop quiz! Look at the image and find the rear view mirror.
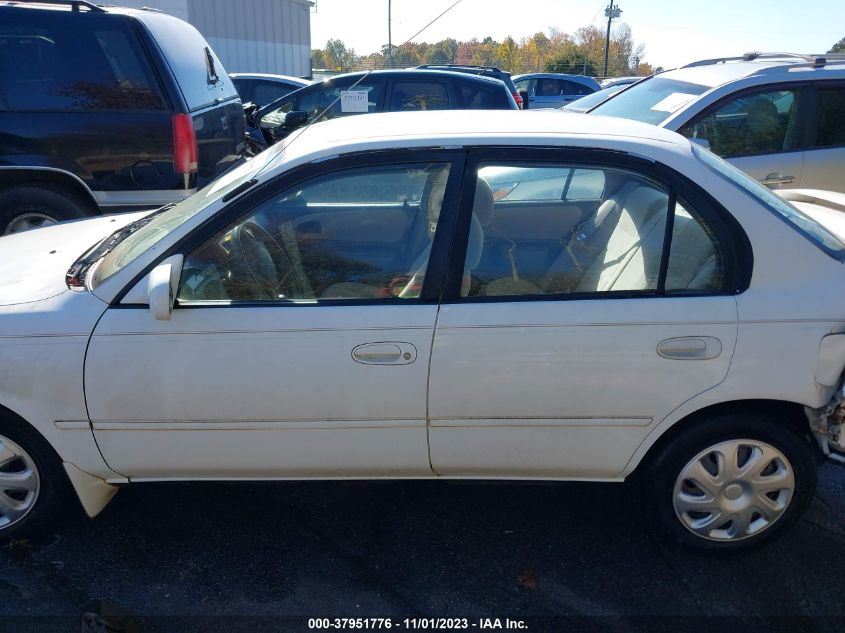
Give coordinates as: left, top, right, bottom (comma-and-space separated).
148, 254, 184, 321
283, 110, 309, 129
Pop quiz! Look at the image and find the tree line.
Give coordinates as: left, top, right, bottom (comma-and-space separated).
312, 24, 657, 79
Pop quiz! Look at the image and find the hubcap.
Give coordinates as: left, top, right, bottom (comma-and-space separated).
5, 213, 58, 235
673, 439, 795, 542
0, 435, 40, 530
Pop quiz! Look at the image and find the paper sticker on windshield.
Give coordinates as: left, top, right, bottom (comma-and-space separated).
650, 92, 698, 113
341, 90, 369, 113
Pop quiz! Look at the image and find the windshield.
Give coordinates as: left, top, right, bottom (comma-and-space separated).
589, 76, 710, 125
694, 145, 845, 260
90, 145, 288, 288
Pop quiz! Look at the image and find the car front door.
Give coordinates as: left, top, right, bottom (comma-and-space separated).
427, 148, 743, 479
85, 151, 463, 478
529, 78, 567, 109
678, 86, 807, 189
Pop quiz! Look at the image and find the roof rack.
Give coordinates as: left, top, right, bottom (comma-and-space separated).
416, 64, 504, 73
682, 52, 845, 69
7, 0, 106, 11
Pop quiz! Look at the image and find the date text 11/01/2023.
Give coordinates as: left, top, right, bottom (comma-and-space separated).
308, 618, 528, 630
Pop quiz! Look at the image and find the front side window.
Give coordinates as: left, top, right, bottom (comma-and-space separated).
680, 89, 800, 157
461, 163, 725, 298
815, 85, 845, 148
536, 79, 565, 97
590, 76, 709, 125
296, 78, 383, 121
177, 163, 451, 303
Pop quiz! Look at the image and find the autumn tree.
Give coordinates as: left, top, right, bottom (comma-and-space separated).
324, 39, 356, 71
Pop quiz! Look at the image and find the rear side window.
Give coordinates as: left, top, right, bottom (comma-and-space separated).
390, 81, 449, 110
565, 80, 594, 96
815, 85, 845, 148
139, 12, 238, 112
459, 82, 507, 109
0, 10, 164, 111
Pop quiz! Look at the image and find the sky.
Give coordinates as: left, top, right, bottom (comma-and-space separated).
310, 0, 845, 70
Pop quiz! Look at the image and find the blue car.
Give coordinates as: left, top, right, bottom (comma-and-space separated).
513, 73, 600, 109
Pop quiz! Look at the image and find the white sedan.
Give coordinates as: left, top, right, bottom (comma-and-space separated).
2, 111, 844, 550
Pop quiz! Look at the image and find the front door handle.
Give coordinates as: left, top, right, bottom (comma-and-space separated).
657, 337, 722, 360
352, 342, 417, 365
760, 173, 796, 186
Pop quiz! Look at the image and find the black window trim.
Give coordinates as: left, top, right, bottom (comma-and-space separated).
111, 147, 468, 309
677, 81, 813, 159
440, 145, 752, 304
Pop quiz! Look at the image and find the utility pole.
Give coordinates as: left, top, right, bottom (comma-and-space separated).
603, 0, 622, 78
388, 0, 393, 68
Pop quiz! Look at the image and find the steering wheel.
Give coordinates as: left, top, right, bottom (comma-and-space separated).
228, 221, 305, 300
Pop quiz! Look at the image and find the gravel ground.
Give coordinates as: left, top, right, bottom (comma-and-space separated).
1, 464, 844, 632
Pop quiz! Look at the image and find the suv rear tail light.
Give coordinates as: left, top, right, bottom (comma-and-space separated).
512, 91, 524, 109
172, 113, 198, 177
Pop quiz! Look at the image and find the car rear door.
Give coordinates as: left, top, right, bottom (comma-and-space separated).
85, 150, 465, 479
798, 82, 845, 192
427, 147, 743, 479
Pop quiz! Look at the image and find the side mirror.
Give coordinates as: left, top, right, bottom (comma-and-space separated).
147, 254, 184, 321
519, 90, 530, 109
689, 137, 711, 151
283, 110, 309, 129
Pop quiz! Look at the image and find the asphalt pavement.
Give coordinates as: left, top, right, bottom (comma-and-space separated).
1, 464, 844, 632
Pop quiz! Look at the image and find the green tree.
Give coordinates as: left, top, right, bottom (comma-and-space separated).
324, 39, 356, 72
830, 36, 845, 53
545, 46, 598, 76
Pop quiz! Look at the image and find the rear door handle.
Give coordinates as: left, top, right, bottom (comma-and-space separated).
760, 173, 795, 186
352, 342, 417, 365
657, 337, 722, 360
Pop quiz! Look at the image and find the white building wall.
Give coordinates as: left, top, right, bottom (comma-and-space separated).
118, 0, 312, 77
188, 0, 312, 77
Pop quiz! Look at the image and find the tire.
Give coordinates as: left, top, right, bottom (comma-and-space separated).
0, 415, 72, 540
0, 184, 92, 236
641, 411, 818, 551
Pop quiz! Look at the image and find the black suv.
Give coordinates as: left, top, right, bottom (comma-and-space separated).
0, 0, 245, 235
416, 65, 524, 109
250, 69, 518, 149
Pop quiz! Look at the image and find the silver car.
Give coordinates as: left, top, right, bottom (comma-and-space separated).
588, 52, 845, 193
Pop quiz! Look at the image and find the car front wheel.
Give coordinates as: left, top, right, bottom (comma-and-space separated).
644, 412, 818, 550
0, 417, 71, 539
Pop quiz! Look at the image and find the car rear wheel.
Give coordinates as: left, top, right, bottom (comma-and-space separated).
0, 184, 91, 235
643, 412, 818, 550
0, 416, 71, 540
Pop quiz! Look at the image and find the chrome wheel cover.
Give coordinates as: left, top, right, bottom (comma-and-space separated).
0, 435, 40, 530
5, 213, 58, 235
673, 439, 795, 542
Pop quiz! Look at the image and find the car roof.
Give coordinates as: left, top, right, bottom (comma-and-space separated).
271, 109, 688, 170
515, 73, 599, 86
657, 55, 845, 89
308, 69, 506, 87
